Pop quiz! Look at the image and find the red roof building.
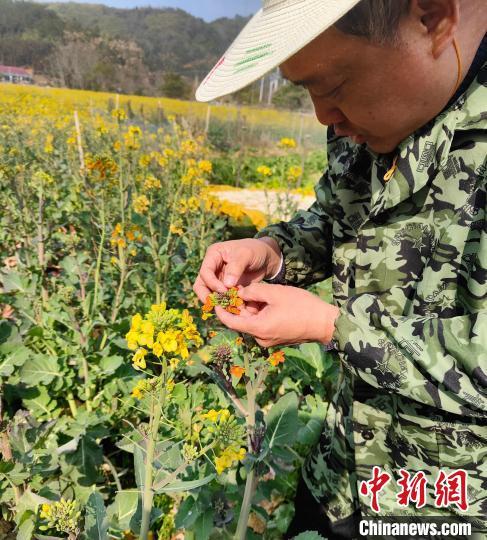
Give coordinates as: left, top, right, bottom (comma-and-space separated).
0, 65, 33, 84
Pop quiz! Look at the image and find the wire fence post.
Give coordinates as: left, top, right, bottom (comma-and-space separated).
205, 105, 211, 134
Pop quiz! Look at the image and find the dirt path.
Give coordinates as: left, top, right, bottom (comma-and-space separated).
211, 187, 315, 221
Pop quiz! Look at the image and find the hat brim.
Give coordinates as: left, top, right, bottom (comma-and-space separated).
195, 0, 362, 103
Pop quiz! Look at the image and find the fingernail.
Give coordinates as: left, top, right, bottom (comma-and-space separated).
223, 275, 237, 288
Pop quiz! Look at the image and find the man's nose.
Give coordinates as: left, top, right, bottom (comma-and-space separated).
310, 96, 347, 126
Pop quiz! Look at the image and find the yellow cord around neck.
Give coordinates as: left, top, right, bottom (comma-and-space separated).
383, 37, 463, 183
452, 37, 463, 96
384, 155, 399, 182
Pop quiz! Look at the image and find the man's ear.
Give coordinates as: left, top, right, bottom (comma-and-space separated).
411, 0, 460, 58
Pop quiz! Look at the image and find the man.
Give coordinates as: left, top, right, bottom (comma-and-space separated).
194, 0, 486, 537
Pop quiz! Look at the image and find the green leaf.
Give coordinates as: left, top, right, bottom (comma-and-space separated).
16, 517, 34, 540
194, 509, 214, 540
264, 392, 299, 449
154, 474, 216, 493
297, 397, 328, 446
4, 463, 30, 486
65, 435, 103, 486
84, 492, 108, 540
1, 270, 29, 293
20, 355, 61, 386
153, 441, 183, 470
295, 343, 327, 377
0, 320, 12, 344
174, 496, 198, 529
22, 386, 58, 421
110, 490, 139, 530
0, 344, 30, 377
171, 382, 187, 402
283, 350, 315, 383
293, 532, 327, 540
99, 355, 123, 374
0, 461, 15, 474
133, 445, 145, 490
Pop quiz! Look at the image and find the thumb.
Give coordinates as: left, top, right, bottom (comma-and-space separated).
222, 259, 247, 288
239, 282, 278, 303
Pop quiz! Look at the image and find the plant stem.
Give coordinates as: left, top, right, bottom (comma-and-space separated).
103, 455, 123, 492
37, 180, 48, 304
81, 356, 92, 412
139, 396, 160, 540
147, 209, 162, 304
235, 351, 258, 540
92, 200, 106, 317
235, 467, 257, 540
67, 393, 78, 417
139, 361, 167, 540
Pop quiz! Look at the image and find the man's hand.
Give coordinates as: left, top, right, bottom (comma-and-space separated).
193, 238, 282, 303
214, 283, 340, 348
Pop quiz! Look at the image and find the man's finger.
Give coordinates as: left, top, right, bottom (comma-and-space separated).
193, 275, 211, 304
214, 306, 259, 335
221, 258, 249, 288
256, 338, 273, 348
239, 282, 280, 303
199, 248, 227, 294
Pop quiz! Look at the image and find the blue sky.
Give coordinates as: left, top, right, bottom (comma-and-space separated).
40, 1, 262, 20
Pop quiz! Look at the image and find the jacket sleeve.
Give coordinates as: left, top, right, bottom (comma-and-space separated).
254, 169, 335, 287
332, 292, 487, 418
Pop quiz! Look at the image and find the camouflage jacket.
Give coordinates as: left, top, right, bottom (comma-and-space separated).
256, 58, 486, 531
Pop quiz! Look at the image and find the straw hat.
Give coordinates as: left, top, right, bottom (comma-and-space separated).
196, 0, 362, 102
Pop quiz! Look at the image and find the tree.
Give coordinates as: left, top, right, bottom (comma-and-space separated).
272, 84, 312, 111
159, 72, 191, 99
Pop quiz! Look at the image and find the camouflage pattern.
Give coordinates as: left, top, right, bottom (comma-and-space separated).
256, 59, 487, 533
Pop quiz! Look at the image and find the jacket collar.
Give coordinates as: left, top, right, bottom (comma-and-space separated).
367, 57, 486, 217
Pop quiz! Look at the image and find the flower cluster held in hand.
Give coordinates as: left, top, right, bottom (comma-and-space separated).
202, 287, 244, 320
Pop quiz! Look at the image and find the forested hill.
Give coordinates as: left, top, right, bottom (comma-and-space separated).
0, 0, 248, 95
48, 3, 248, 75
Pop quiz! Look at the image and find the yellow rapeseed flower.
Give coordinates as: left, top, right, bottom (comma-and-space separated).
111, 108, 127, 121
138, 154, 152, 168
152, 342, 163, 357
44, 134, 54, 154
132, 348, 148, 370
256, 165, 272, 177
170, 224, 184, 236
215, 446, 246, 475
133, 195, 150, 214
143, 175, 161, 190
157, 330, 179, 353
278, 137, 297, 149
288, 165, 303, 179
131, 379, 151, 399
198, 160, 212, 174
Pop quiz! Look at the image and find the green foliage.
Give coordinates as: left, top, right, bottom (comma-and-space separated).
49, 4, 248, 75
211, 150, 327, 189
264, 393, 300, 450
160, 72, 191, 99
293, 532, 327, 540
0, 0, 249, 96
272, 84, 312, 111
84, 492, 108, 539
0, 97, 337, 539
0, 0, 63, 70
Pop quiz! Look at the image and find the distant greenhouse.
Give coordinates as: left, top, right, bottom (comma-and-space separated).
0, 65, 33, 84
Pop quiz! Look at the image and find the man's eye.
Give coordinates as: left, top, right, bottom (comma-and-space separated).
312, 81, 345, 99
324, 82, 345, 99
